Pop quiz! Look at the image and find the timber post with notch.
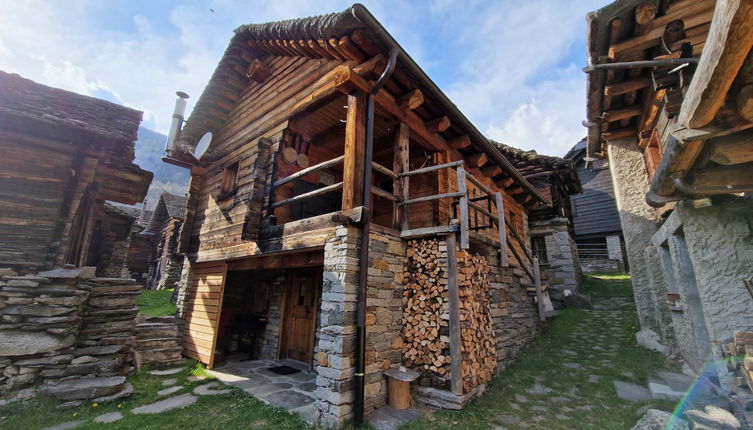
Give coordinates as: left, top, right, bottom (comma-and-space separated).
159, 4, 551, 427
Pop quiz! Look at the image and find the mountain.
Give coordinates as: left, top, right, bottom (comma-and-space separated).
134, 126, 190, 209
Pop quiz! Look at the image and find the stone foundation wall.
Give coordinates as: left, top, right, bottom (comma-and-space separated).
606, 138, 660, 333
258, 273, 284, 360
0, 268, 140, 405
647, 199, 753, 377
134, 315, 182, 365
487, 249, 540, 371
530, 218, 581, 307
580, 258, 623, 273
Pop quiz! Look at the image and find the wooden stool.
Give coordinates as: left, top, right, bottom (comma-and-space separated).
384, 367, 420, 410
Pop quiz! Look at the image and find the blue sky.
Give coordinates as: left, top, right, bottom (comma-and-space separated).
0, 0, 604, 156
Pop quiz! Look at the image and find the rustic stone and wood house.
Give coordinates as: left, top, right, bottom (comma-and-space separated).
564, 139, 626, 273
584, 0, 753, 386
494, 142, 583, 308
0, 71, 153, 405
145, 192, 187, 290
165, 5, 551, 426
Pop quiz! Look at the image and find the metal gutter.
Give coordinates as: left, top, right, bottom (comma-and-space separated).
349, 4, 547, 205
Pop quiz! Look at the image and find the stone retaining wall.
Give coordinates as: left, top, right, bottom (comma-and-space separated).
0, 268, 141, 405
134, 315, 182, 365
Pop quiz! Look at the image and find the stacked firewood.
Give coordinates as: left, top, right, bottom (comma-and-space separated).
457, 251, 496, 391
723, 331, 753, 392
401, 238, 451, 376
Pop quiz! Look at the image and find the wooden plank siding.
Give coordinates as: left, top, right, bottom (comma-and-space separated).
188, 56, 348, 258
181, 261, 228, 368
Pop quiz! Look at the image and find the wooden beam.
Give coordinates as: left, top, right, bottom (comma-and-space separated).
507, 186, 524, 195
397, 89, 424, 111
342, 93, 366, 209
272, 155, 345, 188
679, 0, 753, 128
400, 225, 458, 239
467, 152, 488, 168
608, 1, 715, 60
246, 59, 270, 83
603, 105, 642, 122
604, 77, 652, 96
447, 135, 471, 150
736, 84, 753, 122
636, 1, 658, 24
446, 233, 463, 396
602, 127, 636, 141
426, 116, 451, 133
272, 182, 344, 209
481, 165, 502, 177
353, 54, 386, 78
495, 177, 514, 188
400, 160, 464, 177
393, 123, 410, 231
371, 186, 397, 201
708, 137, 753, 165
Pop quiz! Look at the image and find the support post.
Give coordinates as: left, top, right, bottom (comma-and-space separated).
342, 93, 366, 209
494, 192, 509, 267
393, 122, 410, 230
456, 166, 470, 249
447, 233, 463, 395
533, 257, 545, 322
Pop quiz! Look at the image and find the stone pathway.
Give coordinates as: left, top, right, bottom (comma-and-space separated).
207, 358, 318, 425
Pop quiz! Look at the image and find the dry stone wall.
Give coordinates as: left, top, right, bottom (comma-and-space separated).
0, 267, 141, 406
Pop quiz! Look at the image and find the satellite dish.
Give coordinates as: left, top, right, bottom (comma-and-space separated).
194, 132, 212, 159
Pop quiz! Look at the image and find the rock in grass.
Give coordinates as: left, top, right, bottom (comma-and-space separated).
631, 409, 688, 430
131, 393, 197, 414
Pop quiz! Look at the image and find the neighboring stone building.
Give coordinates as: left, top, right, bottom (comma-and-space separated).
165, 5, 548, 426
145, 192, 187, 290
584, 0, 753, 391
0, 72, 152, 405
494, 142, 583, 308
564, 139, 626, 273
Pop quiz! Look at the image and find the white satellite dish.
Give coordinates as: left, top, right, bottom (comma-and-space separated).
194, 132, 212, 159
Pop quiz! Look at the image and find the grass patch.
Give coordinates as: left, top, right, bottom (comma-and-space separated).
402, 274, 678, 430
0, 360, 312, 430
136, 289, 176, 316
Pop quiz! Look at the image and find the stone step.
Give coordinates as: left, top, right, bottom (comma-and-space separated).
136, 338, 181, 350
46, 376, 126, 401
136, 324, 178, 339
138, 347, 183, 364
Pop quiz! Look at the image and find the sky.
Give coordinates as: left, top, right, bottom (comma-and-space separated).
0, 0, 604, 157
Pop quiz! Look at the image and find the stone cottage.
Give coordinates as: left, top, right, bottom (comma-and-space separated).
164, 5, 553, 426
564, 139, 626, 273
494, 142, 583, 308
584, 0, 753, 386
0, 71, 152, 405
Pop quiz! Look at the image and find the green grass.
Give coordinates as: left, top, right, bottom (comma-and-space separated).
0, 360, 312, 430
401, 274, 678, 430
136, 289, 176, 317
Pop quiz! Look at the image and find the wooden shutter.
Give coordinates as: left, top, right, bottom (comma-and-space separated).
182, 261, 227, 368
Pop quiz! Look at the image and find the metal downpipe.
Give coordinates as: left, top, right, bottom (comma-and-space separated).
353, 47, 398, 427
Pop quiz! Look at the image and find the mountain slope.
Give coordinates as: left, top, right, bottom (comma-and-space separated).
134, 127, 190, 208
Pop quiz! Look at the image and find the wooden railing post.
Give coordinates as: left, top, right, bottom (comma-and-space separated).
494, 192, 509, 267
342, 92, 366, 210
456, 166, 470, 249
446, 232, 463, 395
533, 257, 545, 322
393, 122, 410, 230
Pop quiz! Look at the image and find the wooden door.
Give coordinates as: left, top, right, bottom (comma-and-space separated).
280, 268, 321, 363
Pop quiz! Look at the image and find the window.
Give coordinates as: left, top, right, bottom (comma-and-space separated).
220, 161, 239, 197
531, 236, 548, 264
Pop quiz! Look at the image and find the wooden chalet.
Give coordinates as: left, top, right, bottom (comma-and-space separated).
585, 0, 753, 379
167, 5, 548, 425
145, 192, 187, 290
0, 71, 152, 274
494, 142, 583, 306
564, 139, 626, 272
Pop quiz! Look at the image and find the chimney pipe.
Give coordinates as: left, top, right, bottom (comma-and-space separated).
165, 91, 189, 157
